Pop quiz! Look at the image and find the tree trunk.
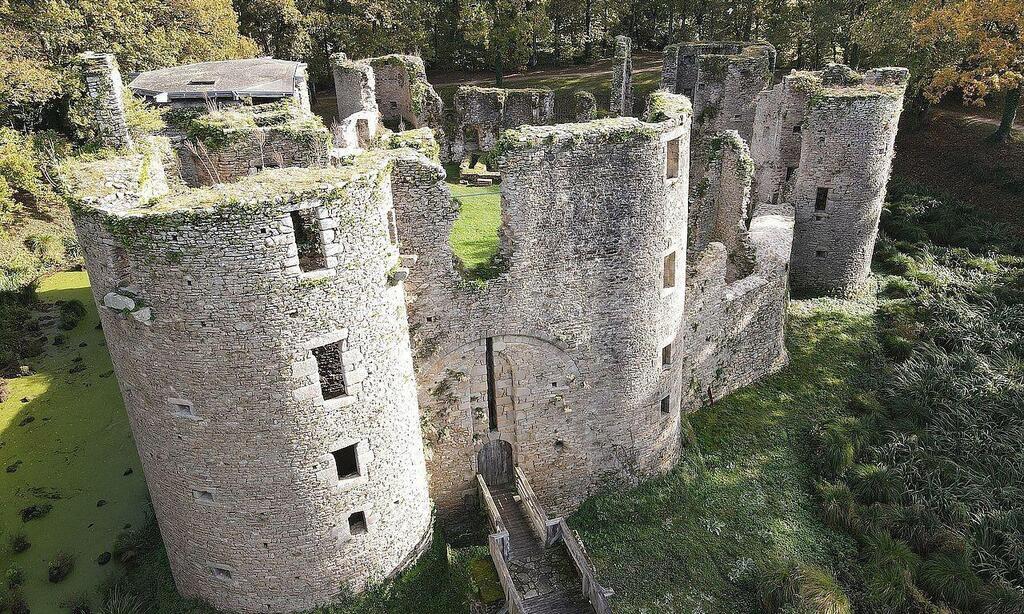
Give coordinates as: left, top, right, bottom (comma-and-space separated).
495, 48, 504, 86
584, 0, 594, 60
989, 86, 1021, 143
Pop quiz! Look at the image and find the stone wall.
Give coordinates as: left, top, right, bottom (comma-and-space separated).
67, 152, 433, 613
366, 55, 446, 156
754, 65, 908, 296
78, 52, 133, 149
391, 107, 691, 520
573, 90, 597, 122
450, 87, 556, 162
329, 53, 379, 149
610, 36, 634, 116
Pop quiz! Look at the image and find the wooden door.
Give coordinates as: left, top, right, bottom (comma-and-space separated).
478, 439, 514, 486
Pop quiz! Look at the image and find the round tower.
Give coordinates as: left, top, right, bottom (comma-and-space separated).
789, 67, 908, 296
68, 154, 432, 613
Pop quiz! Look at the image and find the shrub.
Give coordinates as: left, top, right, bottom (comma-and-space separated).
24, 233, 64, 264
757, 559, 851, 614
861, 532, 921, 610
100, 584, 147, 614
58, 299, 87, 330
920, 551, 983, 610
879, 331, 913, 362
60, 592, 93, 613
48, 551, 74, 583
7, 531, 29, 554
815, 480, 859, 533
1, 589, 29, 614
846, 391, 882, 416
850, 464, 902, 505
19, 503, 52, 521
980, 583, 1024, 614
813, 417, 862, 476
882, 277, 917, 299
4, 564, 23, 589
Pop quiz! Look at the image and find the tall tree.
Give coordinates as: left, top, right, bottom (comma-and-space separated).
914, 0, 1024, 142
234, 0, 310, 59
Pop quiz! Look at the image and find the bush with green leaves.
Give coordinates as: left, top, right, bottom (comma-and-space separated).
4, 564, 23, 589
757, 559, 851, 614
48, 550, 74, 583
59, 298, 87, 330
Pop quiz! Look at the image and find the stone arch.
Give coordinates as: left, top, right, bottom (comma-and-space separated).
417, 334, 587, 517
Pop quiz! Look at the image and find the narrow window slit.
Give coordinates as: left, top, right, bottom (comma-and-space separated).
312, 341, 346, 400
485, 337, 498, 431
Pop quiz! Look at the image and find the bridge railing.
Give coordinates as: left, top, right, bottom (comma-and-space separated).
477, 474, 525, 613
513, 466, 562, 547
557, 518, 615, 614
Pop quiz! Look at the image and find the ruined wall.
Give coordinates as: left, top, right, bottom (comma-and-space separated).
78, 52, 133, 149
366, 55, 446, 156
329, 53, 379, 149
450, 87, 556, 161
67, 154, 432, 613
610, 36, 634, 116
573, 90, 598, 121
787, 67, 908, 296
750, 73, 814, 206
391, 107, 691, 520
691, 45, 775, 146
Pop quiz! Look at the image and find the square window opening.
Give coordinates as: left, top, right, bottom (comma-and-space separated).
660, 395, 671, 414
661, 344, 672, 368
792, 124, 802, 133
333, 443, 360, 480
815, 187, 829, 211
312, 341, 347, 400
665, 137, 681, 179
348, 511, 368, 535
816, 250, 828, 258
663, 251, 677, 290
290, 210, 328, 272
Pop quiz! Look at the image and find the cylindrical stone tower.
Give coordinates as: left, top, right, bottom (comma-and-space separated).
789, 67, 908, 296
78, 52, 133, 149
68, 155, 432, 612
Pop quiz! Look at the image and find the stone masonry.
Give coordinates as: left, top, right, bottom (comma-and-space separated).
609, 36, 634, 117
78, 52, 133, 149
66, 50, 906, 613
450, 86, 556, 163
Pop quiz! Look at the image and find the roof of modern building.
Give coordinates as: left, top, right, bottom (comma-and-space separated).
128, 58, 306, 101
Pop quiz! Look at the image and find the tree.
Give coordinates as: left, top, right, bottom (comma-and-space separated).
234, 0, 310, 59
913, 0, 1024, 142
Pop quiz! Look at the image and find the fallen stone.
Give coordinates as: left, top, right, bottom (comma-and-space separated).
103, 292, 135, 311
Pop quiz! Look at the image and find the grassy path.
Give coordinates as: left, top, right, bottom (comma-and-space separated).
0, 271, 149, 612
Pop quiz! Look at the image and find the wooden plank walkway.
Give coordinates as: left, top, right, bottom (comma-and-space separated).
490, 484, 592, 614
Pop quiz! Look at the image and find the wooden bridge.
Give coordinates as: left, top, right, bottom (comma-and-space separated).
478, 468, 613, 614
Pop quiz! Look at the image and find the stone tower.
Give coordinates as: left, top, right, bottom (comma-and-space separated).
752, 64, 909, 296
66, 149, 433, 612
610, 35, 634, 116
78, 52, 133, 149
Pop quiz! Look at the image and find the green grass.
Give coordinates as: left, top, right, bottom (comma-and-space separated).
447, 172, 502, 281
569, 299, 873, 612
0, 271, 149, 612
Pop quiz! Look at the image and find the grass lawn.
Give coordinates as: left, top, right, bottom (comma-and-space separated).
0, 271, 149, 611
447, 171, 502, 280
570, 298, 872, 612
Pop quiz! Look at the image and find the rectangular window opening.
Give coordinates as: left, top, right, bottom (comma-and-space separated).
333, 443, 360, 480
663, 251, 677, 290
348, 511, 368, 535
792, 124, 802, 133
193, 489, 215, 504
290, 210, 328, 272
785, 166, 796, 181
188, 80, 217, 86
665, 137, 681, 179
660, 395, 671, 414
661, 344, 673, 368
816, 250, 828, 258
210, 566, 232, 581
815, 187, 829, 211
312, 341, 347, 400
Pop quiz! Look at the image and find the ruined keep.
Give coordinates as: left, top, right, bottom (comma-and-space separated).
66, 47, 905, 613
450, 86, 556, 163
609, 36, 634, 116
751, 64, 909, 295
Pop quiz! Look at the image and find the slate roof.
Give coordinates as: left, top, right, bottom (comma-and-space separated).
129, 58, 306, 101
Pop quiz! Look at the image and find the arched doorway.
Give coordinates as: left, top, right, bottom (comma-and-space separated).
477, 439, 514, 486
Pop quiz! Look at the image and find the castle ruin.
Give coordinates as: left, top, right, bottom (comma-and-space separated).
65, 47, 907, 613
